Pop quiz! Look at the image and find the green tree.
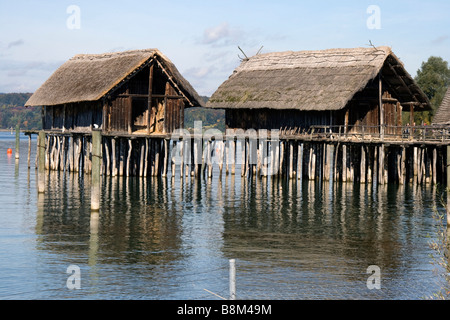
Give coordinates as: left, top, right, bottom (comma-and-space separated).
414, 56, 450, 124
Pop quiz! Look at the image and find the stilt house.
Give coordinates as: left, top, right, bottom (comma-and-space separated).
25, 49, 204, 135
206, 46, 431, 135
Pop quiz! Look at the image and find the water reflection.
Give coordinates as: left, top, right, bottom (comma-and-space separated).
31, 166, 445, 299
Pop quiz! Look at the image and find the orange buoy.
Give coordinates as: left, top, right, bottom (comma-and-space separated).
7, 148, 13, 155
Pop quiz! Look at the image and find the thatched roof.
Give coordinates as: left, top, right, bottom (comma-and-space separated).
432, 87, 450, 125
26, 49, 204, 108
207, 46, 430, 111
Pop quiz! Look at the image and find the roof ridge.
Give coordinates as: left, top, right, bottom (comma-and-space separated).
71, 48, 158, 61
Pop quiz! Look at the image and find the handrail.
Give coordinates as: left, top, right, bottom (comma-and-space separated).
290, 124, 450, 143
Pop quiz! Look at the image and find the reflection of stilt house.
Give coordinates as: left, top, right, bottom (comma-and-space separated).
432, 87, 450, 125
206, 46, 430, 134
26, 49, 204, 135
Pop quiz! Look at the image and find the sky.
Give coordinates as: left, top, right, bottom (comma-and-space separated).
0, 0, 449, 97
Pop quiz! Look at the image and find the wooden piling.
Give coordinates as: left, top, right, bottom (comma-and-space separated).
15, 124, 20, 159
297, 142, 303, 181
360, 145, 366, 184
328, 144, 335, 182
208, 140, 213, 179
111, 138, 117, 177
38, 131, 46, 193
27, 134, 31, 168
433, 147, 437, 185
447, 146, 450, 225
91, 129, 101, 211
289, 140, 294, 179
126, 139, 132, 177
163, 139, 169, 177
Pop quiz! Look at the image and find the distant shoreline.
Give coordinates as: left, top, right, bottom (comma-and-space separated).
0, 129, 38, 132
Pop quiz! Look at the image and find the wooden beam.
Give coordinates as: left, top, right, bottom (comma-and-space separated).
118, 93, 184, 99
386, 61, 421, 106
379, 73, 384, 140
155, 58, 194, 107
147, 63, 154, 134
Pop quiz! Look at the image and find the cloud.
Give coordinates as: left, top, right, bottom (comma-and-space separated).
201, 22, 245, 47
0, 59, 63, 92
203, 22, 231, 44
431, 35, 449, 46
7, 39, 24, 49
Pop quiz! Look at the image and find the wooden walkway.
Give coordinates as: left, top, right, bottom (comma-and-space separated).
24, 124, 450, 188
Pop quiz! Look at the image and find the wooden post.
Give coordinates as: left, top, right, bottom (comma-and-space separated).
185, 138, 191, 177
104, 137, 110, 176
280, 141, 285, 178
379, 145, 385, 184
144, 138, 149, 177
139, 139, 145, 177
55, 136, 61, 171
241, 139, 246, 177
155, 139, 160, 177
413, 147, 418, 179
297, 142, 303, 181
218, 140, 224, 176
15, 124, 20, 159
447, 146, 450, 225
342, 145, 347, 182
274, 141, 279, 177
193, 139, 199, 177
328, 144, 335, 183
257, 138, 262, 176
208, 140, 213, 179
231, 138, 236, 175
289, 140, 294, 179
401, 146, 406, 184
163, 139, 169, 177
229, 259, 236, 300
433, 147, 437, 185
111, 138, 117, 177
360, 145, 366, 183
346, 145, 352, 182
379, 74, 384, 140
171, 141, 177, 177
38, 131, 46, 193
147, 64, 154, 134
126, 140, 132, 177
119, 138, 125, 176
69, 136, 75, 172
322, 143, 330, 181
91, 129, 101, 211
27, 134, 31, 168
262, 140, 268, 177
178, 139, 184, 178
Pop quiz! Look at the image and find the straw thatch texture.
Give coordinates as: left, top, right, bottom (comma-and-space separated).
433, 87, 450, 125
26, 49, 204, 108
207, 46, 429, 111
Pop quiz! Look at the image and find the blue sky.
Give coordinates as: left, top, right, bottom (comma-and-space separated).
0, 0, 449, 96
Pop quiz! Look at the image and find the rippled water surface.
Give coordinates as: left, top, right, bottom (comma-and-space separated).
0, 132, 447, 299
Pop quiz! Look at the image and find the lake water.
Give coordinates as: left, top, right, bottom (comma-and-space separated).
0, 131, 447, 300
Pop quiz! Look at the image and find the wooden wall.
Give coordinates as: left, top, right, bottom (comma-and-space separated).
225, 88, 402, 135
103, 62, 186, 135
226, 109, 333, 132
43, 101, 102, 132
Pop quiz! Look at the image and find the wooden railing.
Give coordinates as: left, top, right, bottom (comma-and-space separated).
301, 125, 450, 144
